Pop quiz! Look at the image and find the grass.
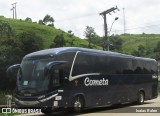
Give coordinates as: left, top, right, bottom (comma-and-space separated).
120, 34, 160, 56
0, 113, 19, 116
0, 92, 8, 105
0, 91, 18, 116
0, 90, 15, 105
0, 17, 102, 50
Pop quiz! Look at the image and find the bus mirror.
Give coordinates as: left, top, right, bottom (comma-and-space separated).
6, 64, 20, 78
44, 61, 67, 76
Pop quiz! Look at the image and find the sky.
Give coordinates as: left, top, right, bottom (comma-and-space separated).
1, 0, 160, 38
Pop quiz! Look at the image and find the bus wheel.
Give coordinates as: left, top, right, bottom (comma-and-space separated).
137, 91, 144, 104
41, 107, 52, 114
73, 96, 84, 113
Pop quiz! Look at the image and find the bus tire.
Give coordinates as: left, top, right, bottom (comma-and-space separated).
41, 107, 52, 114
72, 96, 84, 113
137, 91, 144, 105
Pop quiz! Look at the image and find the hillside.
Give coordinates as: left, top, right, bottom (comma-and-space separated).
120, 34, 160, 58
0, 16, 101, 49
0, 16, 160, 59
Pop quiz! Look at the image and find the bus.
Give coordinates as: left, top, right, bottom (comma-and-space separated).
7, 47, 158, 113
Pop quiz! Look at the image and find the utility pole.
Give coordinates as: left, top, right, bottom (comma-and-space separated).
123, 8, 126, 34
11, 4, 15, 19
14, 2, 17, 19
100, 6, 119, 51
11, 2, 17, 19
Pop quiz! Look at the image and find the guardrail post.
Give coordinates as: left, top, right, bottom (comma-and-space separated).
5, 95, 12, 108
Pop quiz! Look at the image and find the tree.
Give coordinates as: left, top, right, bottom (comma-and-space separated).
84, 26, 96, 48
68, 30, 75, 46
68, 30, 74, 37
154, 41, 160, 52
0, 20, 13, 38
38, 20, 44, 25
0, 37, 23, 90
43, 14, 54, 26
0, 31, 44, 90
17, 31, 43, 55
154, 41, 160, 60
25, 17, 32, 22
132, 45, 146, 57
109, 36, 123, 50
50, 34, 65, 48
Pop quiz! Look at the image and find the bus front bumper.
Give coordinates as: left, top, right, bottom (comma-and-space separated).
14, 97, 61, 111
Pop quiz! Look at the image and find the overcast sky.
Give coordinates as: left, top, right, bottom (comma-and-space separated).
1, 0, 160, 38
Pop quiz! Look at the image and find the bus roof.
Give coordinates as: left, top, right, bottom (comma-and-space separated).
24, 47, 156, 61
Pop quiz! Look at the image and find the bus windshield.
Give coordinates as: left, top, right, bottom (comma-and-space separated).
17, 58, 60, 96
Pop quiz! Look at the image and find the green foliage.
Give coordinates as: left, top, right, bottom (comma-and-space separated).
0, 31, 43, 90
0, 92, 6, 105
84, 26, 97, 48
38, 20, 44, 25
25, 17, 32, 22
0, 20, 13, 38
0, 90, 14, 105
50, 34, 65, 48
154, 41, 160, 52
132, 45, 146, 57
67, 30, 75, 46
109, 36, 123, 51
16, 31, 43, 55
119, 34, 160, 59
43, 14, 54, 26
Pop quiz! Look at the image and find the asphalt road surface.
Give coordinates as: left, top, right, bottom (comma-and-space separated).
18, 97, 160, 116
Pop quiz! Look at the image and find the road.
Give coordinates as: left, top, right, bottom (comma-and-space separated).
18, 97, 160, 116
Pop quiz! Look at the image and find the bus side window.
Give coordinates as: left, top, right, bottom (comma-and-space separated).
51, 69, 63, 86
52, 69, 60, 86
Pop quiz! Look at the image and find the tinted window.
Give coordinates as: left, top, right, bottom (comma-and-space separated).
55, 52, 75, 77
72, 52, 97, 76
72, 52, 134, 76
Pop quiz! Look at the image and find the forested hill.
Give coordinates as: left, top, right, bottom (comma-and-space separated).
0, 16, 160, 61
119, 34, 160, 59
0, 16, 101, 49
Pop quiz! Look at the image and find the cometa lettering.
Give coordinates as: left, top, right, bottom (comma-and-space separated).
84, 77, 108, 86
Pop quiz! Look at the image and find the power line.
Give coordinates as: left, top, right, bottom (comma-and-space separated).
56, 13, 98, 22
114, 23, 160, 33
54, 10, 160, 36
